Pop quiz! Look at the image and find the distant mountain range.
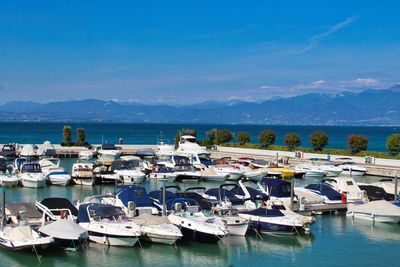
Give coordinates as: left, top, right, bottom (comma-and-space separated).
1, 85, 400, 125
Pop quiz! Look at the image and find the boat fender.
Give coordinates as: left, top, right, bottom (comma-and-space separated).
341, 192, 347, 204
60, 210, 68, 219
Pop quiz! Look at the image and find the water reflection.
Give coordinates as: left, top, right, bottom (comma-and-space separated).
349, 218, 400, 242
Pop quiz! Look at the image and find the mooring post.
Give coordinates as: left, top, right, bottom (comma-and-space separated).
162, 181, 167, 216
290, 178, 294, 211
1, 189, 5, 231
395, 173, 398, 202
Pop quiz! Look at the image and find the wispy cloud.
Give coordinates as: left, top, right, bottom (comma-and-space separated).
309, 16, 359, 44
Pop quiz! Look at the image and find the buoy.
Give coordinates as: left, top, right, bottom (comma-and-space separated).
341, 192, 347, 204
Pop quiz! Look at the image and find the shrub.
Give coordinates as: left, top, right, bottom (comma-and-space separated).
284, 133, 301, 150
237, 132, 250, 144
310, 131, 328, 151
348, 134, 368, 153
206, 128, 233, 145
258, 129, 276, 147
75, 128, 87, 146
61, 125, 73, 146
174, 128, 197, 144
387, 133, 400, 154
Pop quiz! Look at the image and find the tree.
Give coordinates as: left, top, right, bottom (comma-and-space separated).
61, 125, 73, 146
174, 128, 197, 144
237, 132, 250, 145
206, 128, 233, 145
386, 133, 400, 154
75, 128, 87, 146
258, 129, 276, 147
348, 134, 368, 153
310, 131, 328, 151
284, 133, 301, 150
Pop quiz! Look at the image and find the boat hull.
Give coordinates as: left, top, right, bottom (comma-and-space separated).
88, 231, 139, 247
347, 212, 400, 223
72, 177, 96, 186
226, 223, 249, 236
48, 175, 71, 186
21, 179, 45, 188
179, 226, 223, 243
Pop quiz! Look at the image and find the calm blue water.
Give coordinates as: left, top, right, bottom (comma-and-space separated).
0, 122, 398, 152
0, 163, 399, 267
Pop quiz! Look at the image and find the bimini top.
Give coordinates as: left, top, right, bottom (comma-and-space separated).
260, 178, 291, 198
40, 197, 79, 216
77, 204, 125, 223
230, 186, 269, 201
115, 185, 153, 208
205, 188, 243, 205
100, 144, 118, 150
305, 183, 342, 201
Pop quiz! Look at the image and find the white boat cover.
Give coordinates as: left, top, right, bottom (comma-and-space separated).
130, 213, 171, 226
4, 226, 33, 242
348, 200, 400, 216
20, 144, 37, 157
39, 220, 89, 240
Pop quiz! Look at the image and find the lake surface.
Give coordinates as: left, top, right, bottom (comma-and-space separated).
0, 122, 398, 151
0, 159, 399, 266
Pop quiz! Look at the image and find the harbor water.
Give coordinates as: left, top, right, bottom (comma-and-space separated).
0, 159, 399, 266
0, 122, 398, 151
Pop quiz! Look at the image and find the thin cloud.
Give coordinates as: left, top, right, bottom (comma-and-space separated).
309, 16, 359, 44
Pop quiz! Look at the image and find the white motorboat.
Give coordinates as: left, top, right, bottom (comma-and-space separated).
173, 164, 202, 182
97, 144, 121, 165
200, 168, 229, 182
39, 158, 71, 186
167, 198, 228, 243
36, 141, 57, 158
155, 141, 175, 160
347, 200, 400, 223
39, 220, 89, 249
323, 177, 367, 203
19, 144, 38, 159
71, 162, 96, 186
93, 164, 122, 184
318, 164, 342, 177
78, 150, 94, 161
112, 158, 146, 184
148, 164, 176, 181
175, 135, 208, 155
294, 165, 326, 178
212, 206, 248, 236
337, 162, 367, 176
19, 163, 45, 188
0, 210, 54, 251
0, 158, 19, 187
77, 203, 142, 247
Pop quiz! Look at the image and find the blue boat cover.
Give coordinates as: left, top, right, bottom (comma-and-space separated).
230, 187, 269, 201
77, 203, 125, 223
260, 178, 291, 198
239, 207, 284, 217
115, 185, 153, 208
148, 190, 179, 203
305, 183, 342, 200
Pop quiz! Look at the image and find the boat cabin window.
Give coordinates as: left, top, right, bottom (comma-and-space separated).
346, 181, 354, 186
186, 205, 199, 214
21, 164, 42, 173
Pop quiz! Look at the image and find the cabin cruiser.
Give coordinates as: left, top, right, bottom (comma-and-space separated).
97, 144, 121, 165
212, 206, 249, 236
18, 163, 45, 188
0, 144, 17, 159
0, 157, 19, 187
71, 162, 96, 186
36, 141, 57, 158
77, 203, 142, 246
258, 178, 296, 207
173, 164, 202, 182
39, 158, 71, 186
347, 200, 400, 223
0, 210, 54, 251
167, 198, 228, 243
114, 186, 182, 245
357, 184, 395, 201
148, 164, 176, 181
155, 141, 175, 160
337, 161, 367, 176
111, 159, 146, 184
175, 135, 208, 155
323, 177, 367, 203
200, 167, 229, 182
318, 164, 342, 177
93, 164, 122, 184
294, 165, 327, 178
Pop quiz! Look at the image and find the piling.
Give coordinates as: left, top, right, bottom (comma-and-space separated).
290, 178, 294, 211
162, 182, 167, 216
395, 173, 398, 201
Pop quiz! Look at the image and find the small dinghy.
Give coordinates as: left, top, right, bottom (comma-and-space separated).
347, 200, 400, 223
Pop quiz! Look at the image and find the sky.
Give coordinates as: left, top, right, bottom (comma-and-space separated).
0, 0, 399, 104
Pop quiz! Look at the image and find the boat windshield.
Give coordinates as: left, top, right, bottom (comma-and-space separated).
173, 156, 190, 165
199, 154, 214, 166
21, 164, 42, 173
88, 205, 126, 221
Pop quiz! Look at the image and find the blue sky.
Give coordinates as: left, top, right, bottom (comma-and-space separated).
0, 0, 399, 104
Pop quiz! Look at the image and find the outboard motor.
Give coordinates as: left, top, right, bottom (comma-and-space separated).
174, 203, 182, 213
127, 201, 136, 218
